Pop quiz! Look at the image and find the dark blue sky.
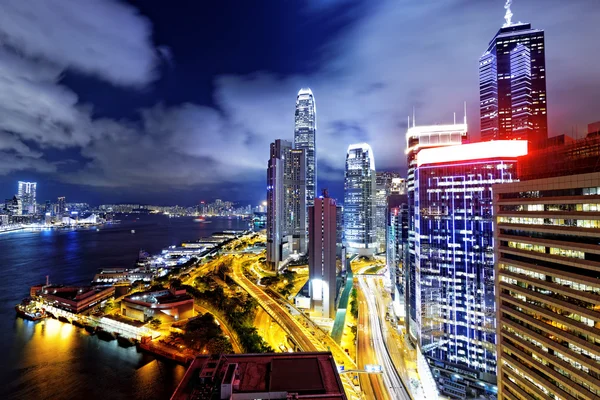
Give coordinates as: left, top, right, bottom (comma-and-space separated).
0, 0, 599, 206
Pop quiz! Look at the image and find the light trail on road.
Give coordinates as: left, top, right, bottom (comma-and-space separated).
359, 276, 412, 400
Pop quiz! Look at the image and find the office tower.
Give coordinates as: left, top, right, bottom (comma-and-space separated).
386, 194, 408, 308
266, 140, 306, 271
494, 135, 600, 400
17, 181, 37, 215
375, 171, 401, 253
343, 143, 377, 256
335, 205, 344, 260
406, 121, 468, 343
479, 8, 547, 149
294, 88, 317, 211
4, 196, 22, 216
411, 140, 527, 398
308, 193, 337, 319
57, 196, 66, 217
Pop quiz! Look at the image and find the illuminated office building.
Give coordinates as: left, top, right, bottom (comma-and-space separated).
266, 140, 306, 271
17, 181, 37, 215
405, 121, 468, 343
308, 193, 337, 319
479, 11, 547, 149
375, 171, 401, 253
386, 194, 408, 308
343, 143, 377, 256
411, 140, 527, 398
495, 135, 600, 400
294, 88, 317, 211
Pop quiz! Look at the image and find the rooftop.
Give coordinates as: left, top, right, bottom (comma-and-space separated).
171, 352, 346, 400
124, 288, 192, 305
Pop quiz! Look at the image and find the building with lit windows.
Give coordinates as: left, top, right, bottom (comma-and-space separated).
266, 140, 306, 271
375, 171, 401, 253
18, 181, 37, 215
343, 143, 377, 256
294, 88, 316, 213
479, 18, 547, 149
386, 194, 408, 310
494, 135, 600, 400
308, 193, 337, 319
405, 121, 468, 345
412, 140, 528, 398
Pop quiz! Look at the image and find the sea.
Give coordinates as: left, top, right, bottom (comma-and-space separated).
0, 214, 250, 400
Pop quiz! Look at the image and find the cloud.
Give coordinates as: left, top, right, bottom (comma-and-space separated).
0, 0, 159, 87
0, 0, 599, 201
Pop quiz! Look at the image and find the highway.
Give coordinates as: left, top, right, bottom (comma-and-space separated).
359, 276, 412, 400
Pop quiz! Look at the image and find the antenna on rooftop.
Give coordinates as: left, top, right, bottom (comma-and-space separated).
503, 0, 513, 27
463, 101, 467, 125
412, 107, 416, 128
454, 112, 456, 125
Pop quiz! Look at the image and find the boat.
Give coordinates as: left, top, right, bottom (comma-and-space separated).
96, 328, 116, 341
117, 335, 136, 348
83, 324, 97, 335
72, 319, 84, 328
14, 299, 47, 321
58, 316, 71, 324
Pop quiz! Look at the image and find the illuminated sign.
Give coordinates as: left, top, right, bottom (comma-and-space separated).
365, 364, 382, 373
417, 140, 527, 166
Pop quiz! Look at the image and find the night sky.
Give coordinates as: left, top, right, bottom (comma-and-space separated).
0, 0, 598, 206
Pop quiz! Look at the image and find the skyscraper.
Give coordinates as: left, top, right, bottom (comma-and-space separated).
494, 135, 600, 400
343, 143, 377, 256
479, 7, 547, 149
57, 196, 66, 217
266, 140, 306, 271
17, 181, 36, 215
386, 194, 408, 308
375, 171, 401, 253
294, 88, 317, 211
411, 140, 527, 398
308, 193, 337, 319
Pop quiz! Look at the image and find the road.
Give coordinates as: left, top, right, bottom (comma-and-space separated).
359, 276, 412, 400
357, 286, 389, 400
194, 304, 242, 353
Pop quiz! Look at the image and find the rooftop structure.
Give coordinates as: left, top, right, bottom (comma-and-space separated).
31, 284, 115, 314
121, 287, 194, 322
171, 352, 347, 400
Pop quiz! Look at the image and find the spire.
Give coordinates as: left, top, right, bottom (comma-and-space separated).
412, 107, 416, 128
463, 101, 467, 125
503, 0, 513, 27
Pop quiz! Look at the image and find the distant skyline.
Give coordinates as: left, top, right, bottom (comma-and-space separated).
0, 0, 598, 204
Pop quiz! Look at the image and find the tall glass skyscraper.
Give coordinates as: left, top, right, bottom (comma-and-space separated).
412, 140, 528, 398
343, 143, 377, 256
294, 88, 317, 208
375, 171, 401, 253
479, 20, 547, 149
17, 181, 36, 215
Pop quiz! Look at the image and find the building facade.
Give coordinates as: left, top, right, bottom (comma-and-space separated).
386, 194, 409, 308
479, 22, 547, 149
375, 171, 401, 253
406, 122, 468, 345
266, 140, 306, 270
308, 195, 337, 319
18, 181, 37, 215
494, 137, 600, 400
343, 143, 377, 256
294, 88, 316, 211
412, 140, 528, 398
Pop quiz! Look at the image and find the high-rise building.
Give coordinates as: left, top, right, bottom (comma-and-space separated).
386, 194, 408, 309
410, 140, 528, 398
308, 193, 337, 319
375, 171, 401, 253
17, 181, 37, 215
57, 196, 66, 217
4, 196, 22, 216
266, 140, 306, 271
494, 135, 600, 400
294, 88, 317, 212
390, 177, 407, 195
479, 7, 547, 149
405, 121, 468, 344
343, 143, 377, 256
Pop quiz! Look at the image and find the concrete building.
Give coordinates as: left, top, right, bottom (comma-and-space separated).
17, 181, 36, 215
31, 284, 115, 314
121, 287, 194, 322
266, 140, 306, 270
171, 352, 347, 400
343, 143, 377, 256
386, 194, 408, 309
494, 135, 600, 400
308, 194, 337, 319
410, 140, 528, 398
479, 7, 547, 149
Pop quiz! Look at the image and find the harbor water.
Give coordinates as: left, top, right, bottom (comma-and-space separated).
0, 215, 249, 400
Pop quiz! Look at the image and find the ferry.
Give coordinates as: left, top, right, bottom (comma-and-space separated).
15, 298, 46, 321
